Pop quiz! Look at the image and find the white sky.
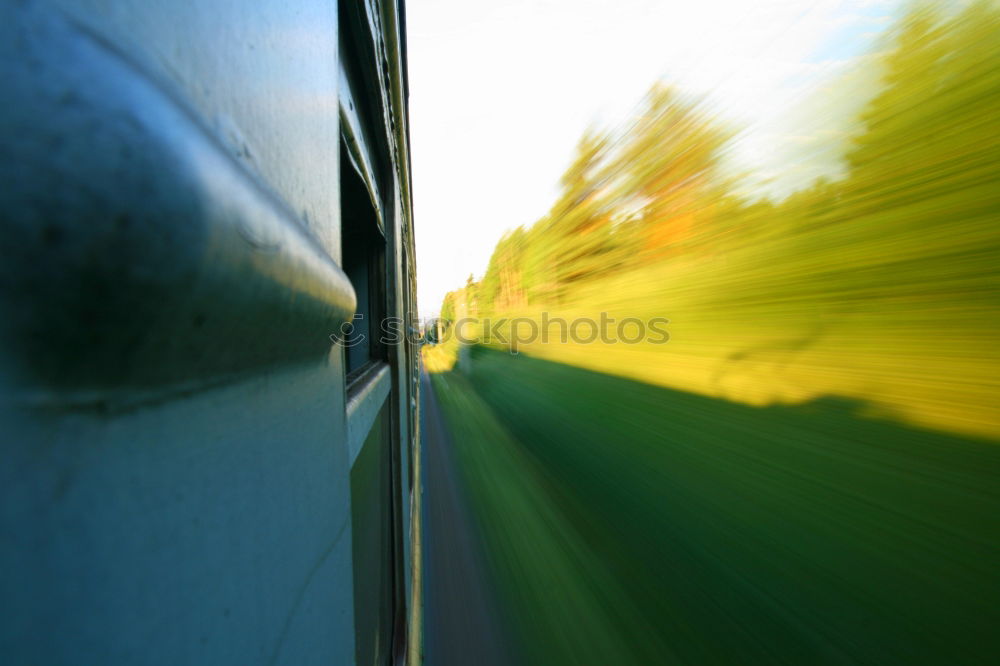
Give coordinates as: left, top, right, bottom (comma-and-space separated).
407, 0, 902, 317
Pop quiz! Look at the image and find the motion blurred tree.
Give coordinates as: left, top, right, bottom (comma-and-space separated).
847, 1, 1000, 213
478, 227, 527, 312
440, 291, 456, 323
461, 0, 1000, 362
828, 0, 1000, 307
610, 84, 733, 258
533, 130, 623, 300
474, 86, 735, 315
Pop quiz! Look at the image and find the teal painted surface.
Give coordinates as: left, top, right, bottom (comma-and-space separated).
0, 2, 367, 663
2, 361, 357, 665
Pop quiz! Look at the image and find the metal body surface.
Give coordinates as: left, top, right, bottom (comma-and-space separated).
0, 1, 419, 664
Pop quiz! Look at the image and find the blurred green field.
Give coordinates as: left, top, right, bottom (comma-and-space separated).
429, 346, 1000, 665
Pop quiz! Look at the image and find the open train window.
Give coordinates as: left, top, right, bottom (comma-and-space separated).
341, 139, 387, 382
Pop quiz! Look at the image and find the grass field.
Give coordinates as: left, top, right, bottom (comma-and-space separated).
428, 346, 1000, 665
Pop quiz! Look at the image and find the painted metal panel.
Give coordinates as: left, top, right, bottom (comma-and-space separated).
45, 0, 345, 261
1, 0, 421, 663
0, 2, 364, 664
0, 1, 354, 393
1, 360, 356, 665
347, 363, 393, 467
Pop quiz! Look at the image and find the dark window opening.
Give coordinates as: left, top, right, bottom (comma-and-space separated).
341, 140, 387, 382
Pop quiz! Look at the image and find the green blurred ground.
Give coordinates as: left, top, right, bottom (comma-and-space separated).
429, 347, 1000, 665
